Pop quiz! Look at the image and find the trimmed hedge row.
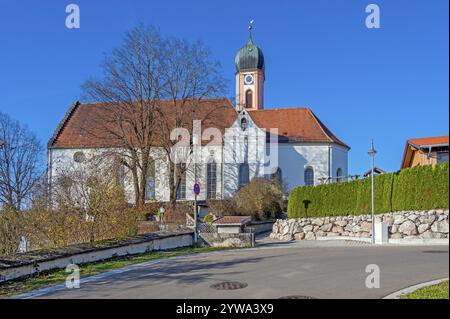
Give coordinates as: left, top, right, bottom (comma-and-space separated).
288, 163, 449, 218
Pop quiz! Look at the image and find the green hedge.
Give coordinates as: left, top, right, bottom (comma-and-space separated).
288, 163, 449, 218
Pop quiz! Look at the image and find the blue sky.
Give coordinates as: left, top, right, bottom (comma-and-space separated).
0, 0, 448, 175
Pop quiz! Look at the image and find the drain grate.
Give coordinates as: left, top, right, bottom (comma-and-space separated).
423, 250, 448, 254
210, 281, 248, 290
278, 295, 318, 299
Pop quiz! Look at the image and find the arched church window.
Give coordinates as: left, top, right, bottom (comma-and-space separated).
245, 90, 253, 109
117, 164, 125, 189
176, 164, 186, 200
304, 167, 314, 186
239, 163, 250, 188
145, 160, 156, 200
207, 160, 217, 199
336, 168, 343, 183
114, 157, 125, 189
240, 118, 248, 131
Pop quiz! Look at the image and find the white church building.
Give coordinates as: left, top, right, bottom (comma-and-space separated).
47, 35, 349, 203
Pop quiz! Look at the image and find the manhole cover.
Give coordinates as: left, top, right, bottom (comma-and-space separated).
278, 295, 318, 299
210, 281, 248, 290
423, 250, 448, 254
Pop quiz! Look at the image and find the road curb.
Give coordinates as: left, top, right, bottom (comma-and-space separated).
382, 277, 449, 299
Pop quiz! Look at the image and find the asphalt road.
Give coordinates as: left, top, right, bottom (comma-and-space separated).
21, 240, 449, 299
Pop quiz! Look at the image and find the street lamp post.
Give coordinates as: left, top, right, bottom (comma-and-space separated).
368, 140, 377, 244
193, 182, 200, 245
159, 206, 165, 230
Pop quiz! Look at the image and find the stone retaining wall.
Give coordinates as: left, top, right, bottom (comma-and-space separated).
199, 233, 255, 248
270, 210, 449, 241
0, 231, 194, 283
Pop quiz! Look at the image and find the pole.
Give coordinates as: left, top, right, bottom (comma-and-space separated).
371, 144, 375, 244
194, 193, 198, 245
193, 163, 198, 245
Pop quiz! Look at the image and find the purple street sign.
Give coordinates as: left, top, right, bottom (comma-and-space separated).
194, 183, 200, 195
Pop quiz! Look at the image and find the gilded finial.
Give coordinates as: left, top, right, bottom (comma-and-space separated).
248, 19, 254, 40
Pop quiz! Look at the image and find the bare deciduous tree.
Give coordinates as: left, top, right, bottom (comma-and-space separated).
155, 36, 227, 206
50, 157, 141, 244
82, 25, 226, 208
0, 112, 42, 210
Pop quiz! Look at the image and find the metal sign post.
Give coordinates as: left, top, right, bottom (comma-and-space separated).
193, 182, 200, 245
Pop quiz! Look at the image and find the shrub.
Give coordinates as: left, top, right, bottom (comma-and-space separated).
11, 163, 148, 253
207, 199, 238, 217
142, 202, 162, 217
234, 178, 284, 220
288, 163, 449, 218
202, 214, 215, 223
163, 202, 192, 224
0, 206, 23, 255
392, 163, 449, 211
23, 184, 146, 250
208, 178, 285, 220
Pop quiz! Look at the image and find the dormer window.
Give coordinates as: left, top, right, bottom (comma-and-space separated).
240, 118, 248, 131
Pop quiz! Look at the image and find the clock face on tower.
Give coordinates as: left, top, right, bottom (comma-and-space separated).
244, 74, 254, 85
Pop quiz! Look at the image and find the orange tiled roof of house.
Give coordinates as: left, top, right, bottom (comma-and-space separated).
407, 136, 449, 147
401, 135, 449, 169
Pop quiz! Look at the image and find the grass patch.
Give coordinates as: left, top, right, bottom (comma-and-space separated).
400, 280, 449, 299
0, 245, 231, 298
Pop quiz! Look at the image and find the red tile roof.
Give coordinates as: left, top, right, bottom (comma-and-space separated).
408, 136, 449, 147
213, 216, 251, 225
48, 100, 349, 149
48, 99, 237, 148
248, 108, 349, 148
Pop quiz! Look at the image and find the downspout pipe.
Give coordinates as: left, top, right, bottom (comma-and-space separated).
328, 144, 332, 184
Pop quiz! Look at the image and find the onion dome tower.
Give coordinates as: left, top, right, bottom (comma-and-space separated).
235, 21, 265, 111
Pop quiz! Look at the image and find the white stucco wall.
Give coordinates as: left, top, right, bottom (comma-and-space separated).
216, 225, 242, 234
48, 148, 138, 203
331, 144, 349, 182
274, 143, 331, 191
222, 110, 266, 198
48, 145, 225, 204
48, 114, 349, 203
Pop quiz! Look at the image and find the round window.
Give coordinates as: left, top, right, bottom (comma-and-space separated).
73, 151, 86, 163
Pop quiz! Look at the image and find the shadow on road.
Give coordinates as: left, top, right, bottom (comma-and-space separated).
54, 253, 282, 297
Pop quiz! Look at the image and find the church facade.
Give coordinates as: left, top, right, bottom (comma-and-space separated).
47, 36, 349, 203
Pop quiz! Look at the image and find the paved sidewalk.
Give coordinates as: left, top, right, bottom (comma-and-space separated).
256, 232, 449, 248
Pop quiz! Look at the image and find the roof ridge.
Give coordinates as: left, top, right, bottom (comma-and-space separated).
79, 97, 233, 107
247, 106, 310, 112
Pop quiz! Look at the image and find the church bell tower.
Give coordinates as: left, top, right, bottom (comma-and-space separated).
235, 21, 265, 111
